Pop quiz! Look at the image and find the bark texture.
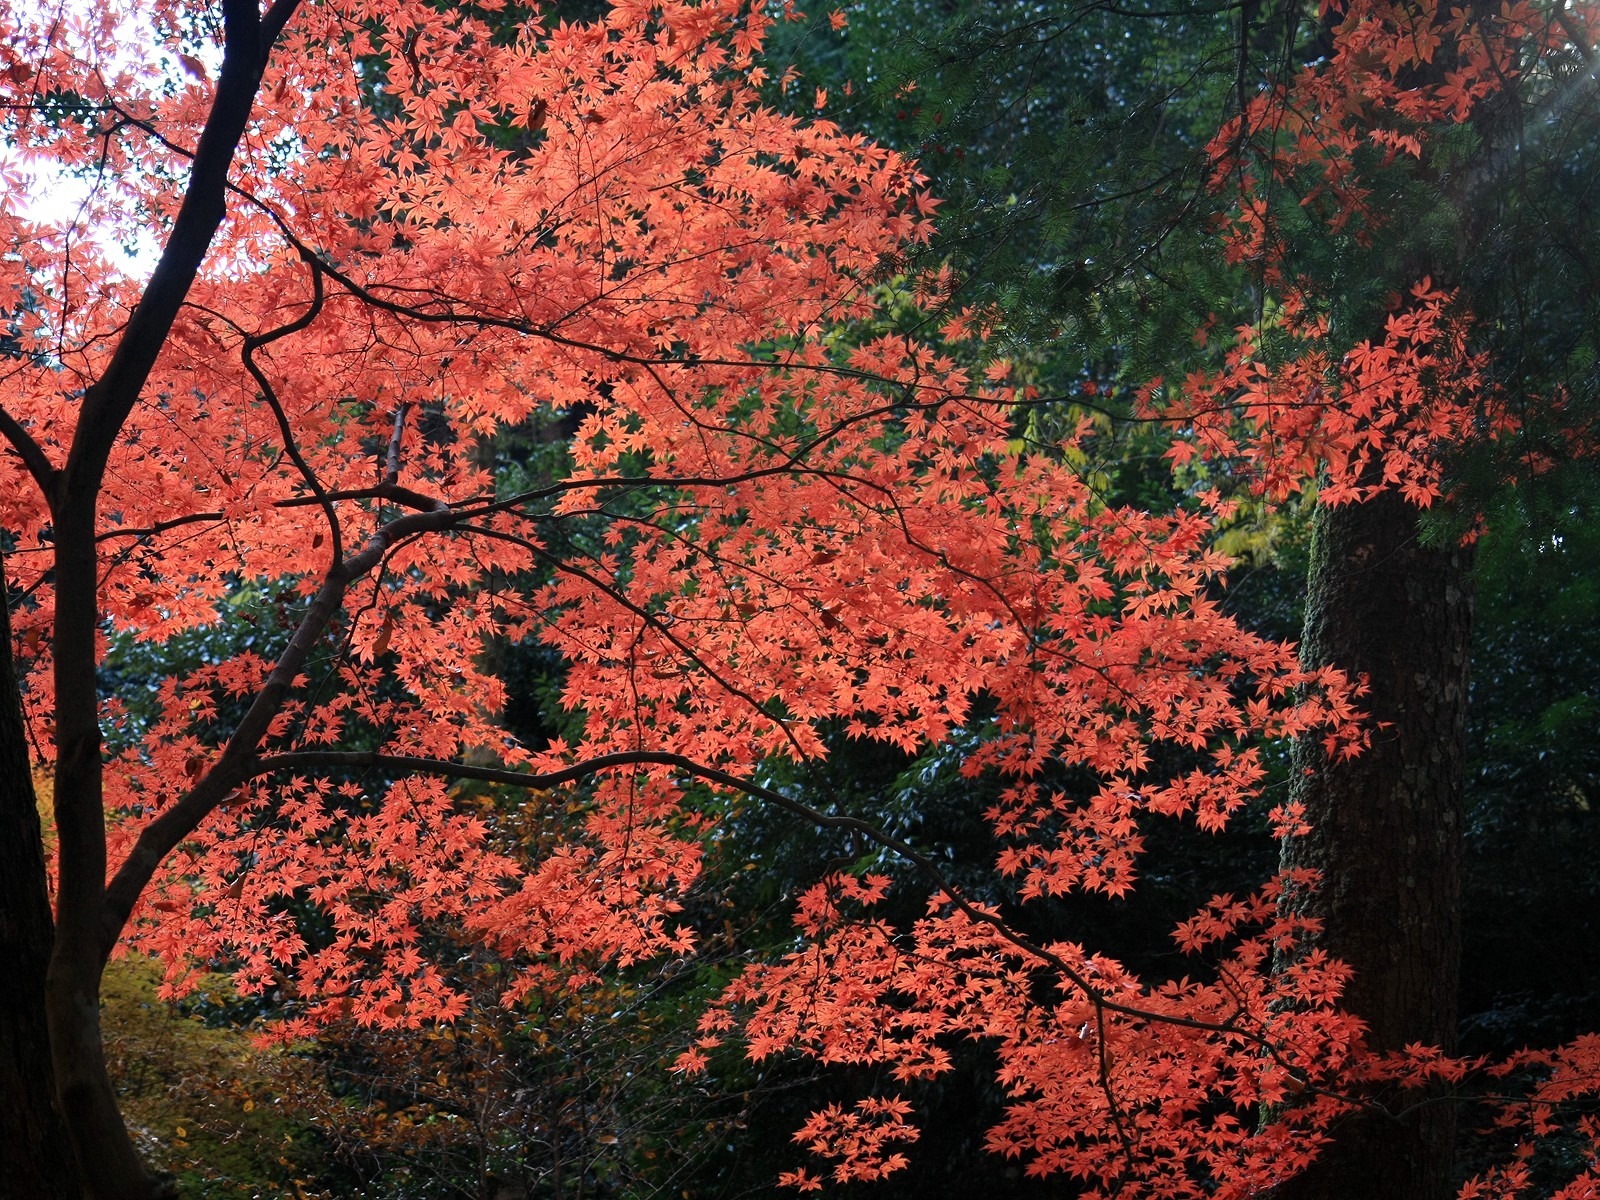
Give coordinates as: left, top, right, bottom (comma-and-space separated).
1277, 491, 1472, 1200
0, 557, 81, 1198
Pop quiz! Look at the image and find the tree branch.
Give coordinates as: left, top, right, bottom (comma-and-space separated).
259, 0, 301, 47
274, 482, 449, 512
384, 402, 410, 485
61, 0, 303, 501
95, 511, 225, 543
98, 502, 456, 954
237, 748, 1287, 1047
0, 405, 57, 491
241, 256, 340, 562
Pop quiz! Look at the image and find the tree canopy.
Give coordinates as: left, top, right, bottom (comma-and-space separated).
3, 0, 1600, 1197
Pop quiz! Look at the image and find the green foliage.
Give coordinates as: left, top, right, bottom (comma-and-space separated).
780, 0, 1244, 391
101, 582, 299, 755
1461, 464, 1600, 1054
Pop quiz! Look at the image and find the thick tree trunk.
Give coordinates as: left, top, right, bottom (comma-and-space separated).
1276, 491, 1472, 1200
47, 501, 167, 1200
0, 556, 82, 1198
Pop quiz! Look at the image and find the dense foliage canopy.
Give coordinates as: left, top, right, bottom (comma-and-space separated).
3, 0, 1599, 1197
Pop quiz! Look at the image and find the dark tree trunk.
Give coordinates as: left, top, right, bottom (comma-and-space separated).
24, 12, 293, 1197
0, 555, 82, 1198
1276, 490, 1472, 1200
46, 498, 166, 1200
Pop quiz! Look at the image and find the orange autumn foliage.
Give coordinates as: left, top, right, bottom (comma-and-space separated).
3, 0, 1599, 1197
1140, 0, 1585, 508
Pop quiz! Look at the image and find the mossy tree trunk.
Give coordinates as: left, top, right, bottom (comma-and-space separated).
1277, 490, 1472, 1200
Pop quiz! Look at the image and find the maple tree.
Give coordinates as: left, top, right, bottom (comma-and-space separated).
5, 0, 1600, 1199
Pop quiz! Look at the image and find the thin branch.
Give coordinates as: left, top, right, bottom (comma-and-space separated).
95, 510, 226, 543
98, 500, 458, 953
274, 482, 447, 513
244, 748, 1305, 1050
240, 254, 339, 561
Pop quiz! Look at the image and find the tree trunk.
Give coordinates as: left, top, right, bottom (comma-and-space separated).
46, 501, 167, 1200
0, 554, 82, 1198
1276, 490, 1472, 1200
